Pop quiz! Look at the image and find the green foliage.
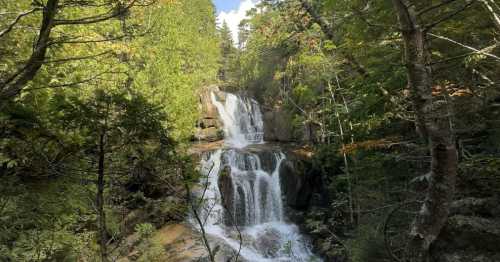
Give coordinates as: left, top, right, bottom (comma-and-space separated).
135, 223, 155, 240
133, 0, 219, 141
0, 176, 97, 261
137, 240, 167, 262
218, 21, 240, 86
282, 240, 293, 257
1, 0, 220, 260
346, 225, 389, 262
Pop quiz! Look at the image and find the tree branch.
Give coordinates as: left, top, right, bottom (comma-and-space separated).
0, 8, 42, 39
0, 0, 59, 104
23, 71, 127, 91
53, 0, 156, 26
424, 0, 478, 31
43, 50, 114, 64
298, 0, 369, 78
481, 0, 500, 30
417, 0, 460, 17
429, 33, 500, 61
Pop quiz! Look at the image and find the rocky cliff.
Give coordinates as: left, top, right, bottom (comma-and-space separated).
194, 85, 224, 142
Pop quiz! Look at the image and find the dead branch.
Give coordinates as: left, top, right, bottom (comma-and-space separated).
183, 163, 216, 262
429, 33, 500, 61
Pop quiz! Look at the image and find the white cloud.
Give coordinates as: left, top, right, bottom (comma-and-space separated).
217, 0, 259, 44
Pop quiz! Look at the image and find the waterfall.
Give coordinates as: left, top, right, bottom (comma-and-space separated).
210, 92, 264, 148
194, 92, 320, 261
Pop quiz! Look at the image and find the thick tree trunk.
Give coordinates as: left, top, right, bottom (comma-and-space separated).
391, 1, 458, 261
0, 0, 59, 105
96, 133, 108, 262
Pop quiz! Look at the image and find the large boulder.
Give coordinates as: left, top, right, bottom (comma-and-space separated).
435, 252, 500, 262
302, 120, 321, 144
218, 166, 236, 225
195, 127, 223, 142
431, 197, 500, 262
200, 118, 220, 129
199, 85, 221, 120
195, 85, 224, 142
278, 152, 325, 210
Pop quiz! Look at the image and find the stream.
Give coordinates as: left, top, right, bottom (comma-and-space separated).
192, 92, 321, 261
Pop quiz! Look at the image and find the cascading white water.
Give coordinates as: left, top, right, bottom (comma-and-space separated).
210, 92, 264, 148
194, 91, 321, 261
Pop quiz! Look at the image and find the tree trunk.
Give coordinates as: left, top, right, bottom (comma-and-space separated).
328, 81, 355, 225
0, 0, 59, 105
96, 133, 108, 262
391, 1, 458, 261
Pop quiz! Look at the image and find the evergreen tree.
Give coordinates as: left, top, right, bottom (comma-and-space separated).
218, 21, 238, 86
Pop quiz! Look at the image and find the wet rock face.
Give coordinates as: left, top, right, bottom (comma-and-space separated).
200, 85, 221, 120
194, 85, 224, 142
195, 127, 223, 142
217, 166, 235, 226
278, 154, 325, 210
254, 150, 278, 174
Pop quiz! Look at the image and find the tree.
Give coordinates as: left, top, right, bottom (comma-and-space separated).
133, 0, 219, 141
53, 89, 167, 261
298, 0, 368, 78
218, 21, 238, 83
388, 0, 492, 260
0, 0, 221, 260
0, 0, 155, 107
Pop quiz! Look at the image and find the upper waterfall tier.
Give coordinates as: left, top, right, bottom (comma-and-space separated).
210, 92, 264, 148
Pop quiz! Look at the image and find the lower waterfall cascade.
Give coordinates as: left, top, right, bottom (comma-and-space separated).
192, 91, 321, 262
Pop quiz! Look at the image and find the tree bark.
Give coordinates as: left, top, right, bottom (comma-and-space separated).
96, 133, 108, 262
0, 0, 59, 104
391, 1, 458, 261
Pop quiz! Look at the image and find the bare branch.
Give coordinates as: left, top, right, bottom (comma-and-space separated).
0, 8, 42, 38
53, 0, 157, 26
429, 33, 500, 61
48, 28, 152, 46
23, 71, 127, 91
182, 164, 216, 262
481, 0, 500, 30
43, 50, 114, 64
54, 0, 137, 25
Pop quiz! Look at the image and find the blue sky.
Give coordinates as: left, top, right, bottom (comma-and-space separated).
213, 0, 241, 13
214, 0, 259, 43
